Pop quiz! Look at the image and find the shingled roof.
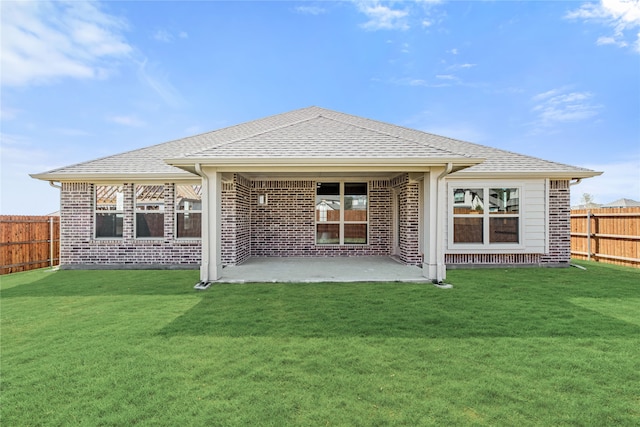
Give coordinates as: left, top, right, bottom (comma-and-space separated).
32, 106, 600, 181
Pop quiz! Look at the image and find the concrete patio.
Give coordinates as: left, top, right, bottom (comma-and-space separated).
212, 256, 431, 283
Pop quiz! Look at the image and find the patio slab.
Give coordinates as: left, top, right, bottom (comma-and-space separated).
213, 256, 431, 283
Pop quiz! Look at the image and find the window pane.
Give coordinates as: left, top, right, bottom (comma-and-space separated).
453, 217, 483, 243
136, 185, 164, 238
136, 213, 164, 238
316, 182, 340, 222
316, 224, 340, 244
489, 188, 519, 214
176, 212, 202, 238
176, 185, 202, 210
453, 188, 484, 214
345, 183, 367, 222
344, 224, 367, 244
96, 213, 123, 238
95, 185, 123, 238
96, 185, 124, 211
490, 218, 519, 243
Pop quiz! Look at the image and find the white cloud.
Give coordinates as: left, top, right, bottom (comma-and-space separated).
136, 59, 185, 108
153, 29, 189, 43
531, 87, 602, 127
566, 0, 640, 53
107, 115, 146, 127
0, 0, 132, 86
571, 155, 640, 205
294, 6, 327, 15
0, 107, 20, 121
357, 2, 409, 31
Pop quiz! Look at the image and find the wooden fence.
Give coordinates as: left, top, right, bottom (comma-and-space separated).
571, 207, 640, 267
0, 215, 60, 275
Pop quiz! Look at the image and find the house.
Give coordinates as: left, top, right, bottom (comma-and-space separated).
31, 106, 601, 283
600, 198, 640, 208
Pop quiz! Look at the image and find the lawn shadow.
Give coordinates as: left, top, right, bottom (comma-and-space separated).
158, 282, 640, 339
0, 270, 198, 297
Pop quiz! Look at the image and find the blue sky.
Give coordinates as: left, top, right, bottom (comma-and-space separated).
1, 0, 639, 215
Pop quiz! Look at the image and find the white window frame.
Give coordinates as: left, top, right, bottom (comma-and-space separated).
315, 181, 369, 245
448, 183, 524, 250
94, 184, 124, 239
134, 184, 165, 240
175, 183, 202, 240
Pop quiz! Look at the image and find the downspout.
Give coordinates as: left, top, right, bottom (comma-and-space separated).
435, 163, 453, 283
49, 181, 62, 189
193, 163, 210, 284
569, 178, 582, 186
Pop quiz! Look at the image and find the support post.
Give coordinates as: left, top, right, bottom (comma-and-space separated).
422, 171, 438, 279
199, 168, 222, 282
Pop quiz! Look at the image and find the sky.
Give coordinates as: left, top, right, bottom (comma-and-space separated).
1, 0, 639, 215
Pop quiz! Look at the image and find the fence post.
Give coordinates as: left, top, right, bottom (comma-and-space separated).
586, 210, 591, 261
49, 216, 54, 268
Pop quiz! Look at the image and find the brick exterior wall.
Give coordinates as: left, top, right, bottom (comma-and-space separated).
58, 177, 571, 270
221, 174, 251, 266
391, 174, 422, 265
59, 182, 201, 269
249, 179, 393, 258
540, 179, 571, 266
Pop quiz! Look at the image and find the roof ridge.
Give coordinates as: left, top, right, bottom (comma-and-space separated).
194, 114, 322, 155
318, 111, 476, 159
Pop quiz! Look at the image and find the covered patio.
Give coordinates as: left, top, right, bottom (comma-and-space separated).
210, 256, 431, 283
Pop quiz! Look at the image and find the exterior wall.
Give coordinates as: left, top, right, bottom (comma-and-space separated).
445, 179, 571, 267
221, 174, 251, 265
391, 174, 422, 265
249, 179, 393, 258
59, 182, 201, 269
540, 180, 571, 266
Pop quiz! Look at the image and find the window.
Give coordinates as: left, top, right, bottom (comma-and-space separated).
135, 185, 165, 238
452, 187, 520, 245
95, 185, 124, 238
316, 182, 367, 245
175, 184, 202, 239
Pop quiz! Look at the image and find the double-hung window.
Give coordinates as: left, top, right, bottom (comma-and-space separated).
175, 184, 202, 239
95, 185, 124, 238
316, 182, 368, 245
135, 185, 165, 238
452, 187, 520, 245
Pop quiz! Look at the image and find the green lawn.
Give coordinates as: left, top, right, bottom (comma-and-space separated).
1, 261, 639, 426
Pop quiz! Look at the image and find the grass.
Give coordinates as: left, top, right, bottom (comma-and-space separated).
1, 261, 639, 426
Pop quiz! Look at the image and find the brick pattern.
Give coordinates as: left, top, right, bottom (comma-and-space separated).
392, 174, 422, 265
221, 175, 251, 265
59, 182, 200, 268
445, 253, 541, 265
540, 179, 571, 265
249, 179, 393, 258
59, 177, 572, 269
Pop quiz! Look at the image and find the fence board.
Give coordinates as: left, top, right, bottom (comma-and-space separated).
0, 215, 60, 275
570, 207, 640, 267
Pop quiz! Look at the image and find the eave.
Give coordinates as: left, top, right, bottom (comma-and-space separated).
448, 170, 603, 180
165, 156, 485, 174
29, 172, 199, 183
